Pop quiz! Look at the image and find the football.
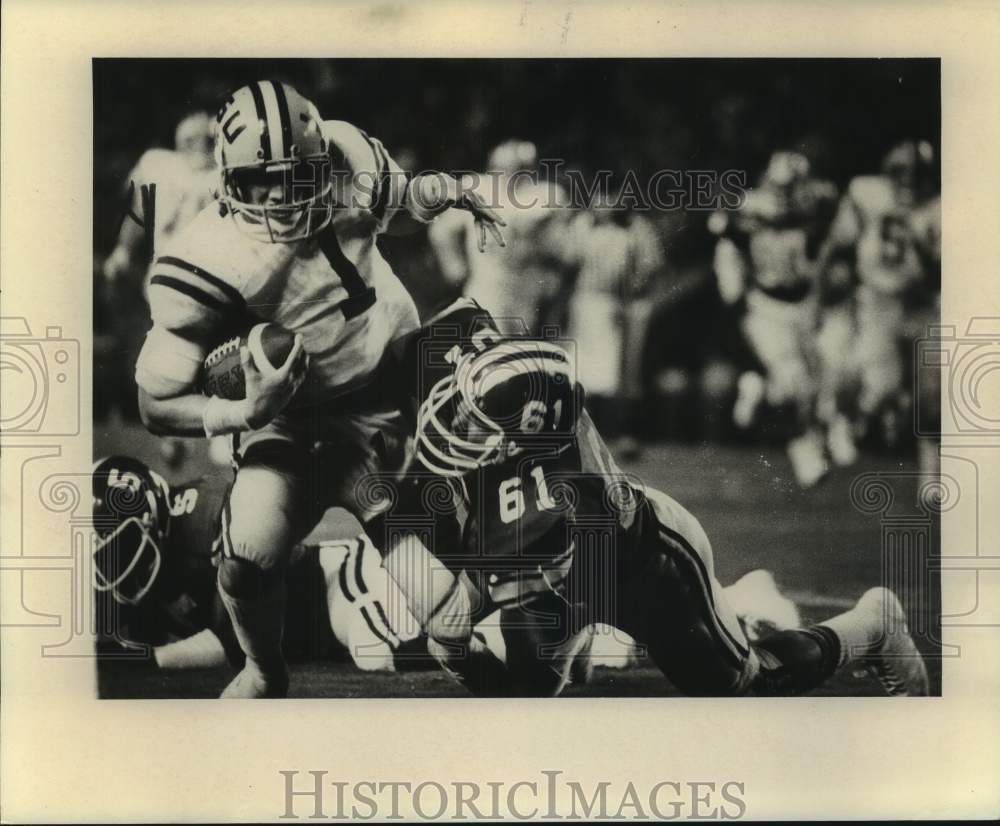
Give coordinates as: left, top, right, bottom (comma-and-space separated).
201, 323, 296, 400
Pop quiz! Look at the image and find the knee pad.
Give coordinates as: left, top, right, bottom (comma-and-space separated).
218, 555, 280, 600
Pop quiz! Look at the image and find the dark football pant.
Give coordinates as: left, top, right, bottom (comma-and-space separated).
498, 487, 839, 697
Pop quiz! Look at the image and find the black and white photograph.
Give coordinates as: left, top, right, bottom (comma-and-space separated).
91, 57, 941, 699
3, 1, 999, 822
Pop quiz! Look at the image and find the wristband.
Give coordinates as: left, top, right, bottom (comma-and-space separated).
203, 395, 251, 437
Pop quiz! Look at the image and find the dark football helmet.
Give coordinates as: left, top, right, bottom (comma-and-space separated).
92, 456, 171, 605
416, 338, 580, 476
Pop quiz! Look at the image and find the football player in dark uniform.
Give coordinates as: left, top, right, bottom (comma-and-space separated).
369, 299, 929, 697
92, 456, 238, 667
92, 457, 421, 676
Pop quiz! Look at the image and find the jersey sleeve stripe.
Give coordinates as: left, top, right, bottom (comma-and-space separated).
149, 275, 229, 315
248, 82, 272, 161
269, 80, 293, 160
156, 256, 245, 307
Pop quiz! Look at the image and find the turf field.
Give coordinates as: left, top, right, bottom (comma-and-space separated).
95, 422, 941, 698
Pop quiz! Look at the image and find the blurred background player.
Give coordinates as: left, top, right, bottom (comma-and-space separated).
98, 111, 217, 463
710, 151, 839, 487
102, 110, 217, 288
820, 140, 940, 461
428, 139, 577, 334
566, 194, 666, 457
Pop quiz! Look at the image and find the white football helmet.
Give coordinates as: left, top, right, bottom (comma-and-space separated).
215, 80, 333, 242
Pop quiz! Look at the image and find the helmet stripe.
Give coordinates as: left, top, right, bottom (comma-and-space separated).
248, 82, 271, 161
258, 81, 285, 160
269, 80, 293, 160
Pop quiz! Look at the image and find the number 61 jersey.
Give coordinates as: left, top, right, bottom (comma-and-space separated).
135, 119, 419, 413
384, 299, 642, 606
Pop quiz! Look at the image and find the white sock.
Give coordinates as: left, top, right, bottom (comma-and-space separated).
154, 629, 227, 670
820, 606, 875, 668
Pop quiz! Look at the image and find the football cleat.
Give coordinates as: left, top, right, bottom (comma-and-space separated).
856, 587, 929, 697
787, 429, 829, 489
220, 661, 289, 699
826, 414, 859, 467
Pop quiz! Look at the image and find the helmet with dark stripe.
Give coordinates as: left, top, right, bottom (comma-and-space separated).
416, 338, 580, 477
214, 80, 333, 242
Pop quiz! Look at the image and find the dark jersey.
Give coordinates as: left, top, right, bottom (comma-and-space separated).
381, 299, 642, 609
97, 469, 334, 665
97, 472, 232, 647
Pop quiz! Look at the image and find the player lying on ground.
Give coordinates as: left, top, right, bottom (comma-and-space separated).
133, 80, 505, 698
368, 299, 929, 696
91, 456, 428, 675
91, 452, 792, 684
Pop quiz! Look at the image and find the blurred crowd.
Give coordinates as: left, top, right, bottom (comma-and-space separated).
94, 60, 940, 488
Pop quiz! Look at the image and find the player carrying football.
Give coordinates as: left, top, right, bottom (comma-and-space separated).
133, 80, 504, 697
368, 300, 929, 697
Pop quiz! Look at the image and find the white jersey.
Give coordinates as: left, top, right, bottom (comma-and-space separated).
135, 120, 420, 411
828, 175, 926, 295
429, 174, 573, 329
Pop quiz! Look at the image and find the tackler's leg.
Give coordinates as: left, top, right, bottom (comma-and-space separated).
622, 488, 760, 695
500, 598, 592, 697
217, 443, 325, 699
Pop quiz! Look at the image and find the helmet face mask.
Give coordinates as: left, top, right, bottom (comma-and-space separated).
215, 81, 334, 243
92, 457, 170, 606
93, 515, 163, 606
416, 372, 507, 477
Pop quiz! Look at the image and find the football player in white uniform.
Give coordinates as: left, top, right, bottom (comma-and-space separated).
710, 151, 839, 487
103, 111, 218, 288
428, 139, 576, 334
820, 140, 939, 453
134, 80, 504, 698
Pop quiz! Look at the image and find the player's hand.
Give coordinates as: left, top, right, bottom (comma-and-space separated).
457, 189, 507, 252
240, 335, 309, 429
